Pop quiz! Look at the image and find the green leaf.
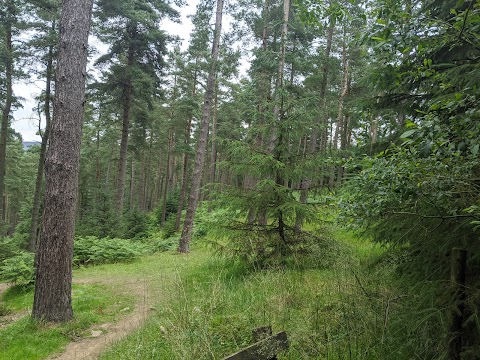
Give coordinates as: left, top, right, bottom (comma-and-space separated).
405, 120, 416, 128
400, 129, 417, 138
471, 144, 479, 156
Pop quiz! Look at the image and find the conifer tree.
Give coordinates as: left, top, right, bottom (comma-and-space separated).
32, 0, 94, 322
26, 0, 59, 251
93, 0, 179, 216
0, 0, 17, 232
178, 0, 224, 253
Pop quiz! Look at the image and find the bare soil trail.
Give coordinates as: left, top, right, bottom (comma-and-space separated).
49, 277, 157, 360
1, 254, 190, 360
0, 274, 158, 359
0, 282, 9, 297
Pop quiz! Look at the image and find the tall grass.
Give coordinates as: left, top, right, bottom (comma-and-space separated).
97, 232, 428, 360
1, 222, 453, 359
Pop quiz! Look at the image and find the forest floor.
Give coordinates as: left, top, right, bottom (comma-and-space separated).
1, 233, 388, 359
0, 275, 155, 359
53, 251, 200, 359
48, 277, 155, 360
0, 283, 30, 329
0, 251, 186, 360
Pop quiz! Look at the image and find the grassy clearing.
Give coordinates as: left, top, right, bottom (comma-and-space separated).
0, 283, 134, 360
96, 233, 404, 360
0, 225, 414, 359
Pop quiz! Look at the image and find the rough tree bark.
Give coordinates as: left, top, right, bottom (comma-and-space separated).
0, 0, 14, 232
178, 0, 224, 253
32, 0, 94, 322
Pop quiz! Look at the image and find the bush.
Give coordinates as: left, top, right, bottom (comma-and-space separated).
149, 235, 180, 252
0, 252, 35, 287
122, 209, 150, 239
74, 236, 149, 266
0, 237, 152, 287
161, 215, 177, 238
155, 190, 180, 226
0, 236, 23, 263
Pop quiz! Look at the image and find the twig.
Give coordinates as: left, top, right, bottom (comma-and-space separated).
390, 211, 476, 220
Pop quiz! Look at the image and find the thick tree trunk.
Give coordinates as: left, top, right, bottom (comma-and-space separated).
32, 0, 93, 322
115, 23, 136, 216
28, 31, 54, 252
0, 0, 14, 232
178, 0, 224, 253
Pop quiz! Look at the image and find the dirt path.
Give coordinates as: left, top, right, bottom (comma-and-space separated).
0, 283, 29, 329
1, 277, 156, 359
49, 278, 155, 360
0, 282, 9, 298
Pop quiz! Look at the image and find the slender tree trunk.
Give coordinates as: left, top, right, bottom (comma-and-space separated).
246, 0, 270, 226
334, 40, 348, 149
175, 121, 194, 231
0, 0, 14, 232
142, 134, 153, 211
95, 129, 101, 182
129, 156, 135, 210
175, 70, 197, 231
153, 151, 164, 206
175, 150, 189, 231
268, 0, 289, 152
335, 42, 349, 186
207, 84, 218, 212
115, 23, 136, 216
161, 131, 173, 226
178, 0, 224, 253
273, 0, 290, 242
257, 0, 290, 227
28, 30, 55, 252
329, 35, 348, 187
295, 20, 334, 232
32, 0, 93, 322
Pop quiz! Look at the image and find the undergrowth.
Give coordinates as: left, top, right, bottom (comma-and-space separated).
96, 223, 461, 360
97, 233, 422, 359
